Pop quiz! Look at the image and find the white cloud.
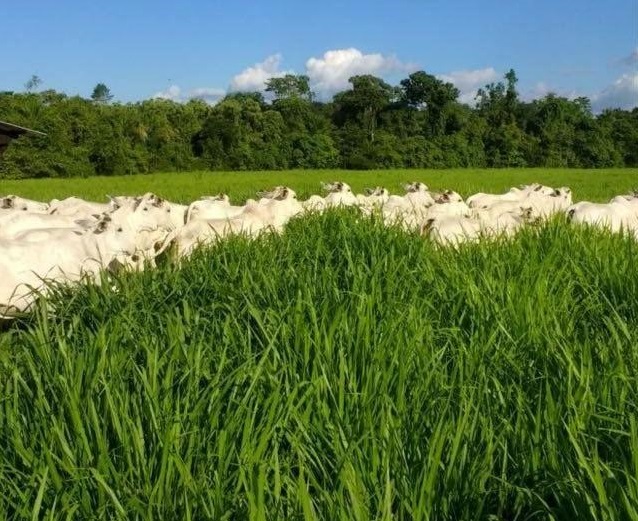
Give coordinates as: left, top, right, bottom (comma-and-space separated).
229, 54, 291, 92
305, 48, 415, 98
438, 68, 499, 104
189, 87, 226, 104
152, 85, 226, 104
620, 47, 638, 66
521, 82, 580, 102
153, 85, 181, 101
592, 73, 638, 112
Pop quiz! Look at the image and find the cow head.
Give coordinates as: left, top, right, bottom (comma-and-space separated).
93, 215, 113, 234
435, 190, 462, 204
1, 196, 18, 209
321, 181, 351, 193
257, 186, 296, 200
404, 182, 428, 193
420, 217, 437, 235
209, 193, 230, 203
519, 207, 534, 221
364, 186, 388, 197
276, 187, 297, 200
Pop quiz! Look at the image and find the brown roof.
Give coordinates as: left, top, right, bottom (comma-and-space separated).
0, 120, 46, 155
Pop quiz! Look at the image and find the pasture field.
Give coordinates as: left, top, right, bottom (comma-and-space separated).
2, 167, 638, 203
0, 208, 637, 519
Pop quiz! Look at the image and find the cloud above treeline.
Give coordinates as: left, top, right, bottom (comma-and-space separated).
151, 47, 638, 112
591, 73, 638, 112
438, 68, 499, 104
304, 48, 415, 97
229, 54, 292, 92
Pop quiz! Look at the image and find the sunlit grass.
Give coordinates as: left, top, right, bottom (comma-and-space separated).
2, 168, 637, 203
0, 211, 636, 519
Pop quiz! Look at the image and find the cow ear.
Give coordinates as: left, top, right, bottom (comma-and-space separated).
282, 188, 290, 200
94, 220, 108, 234
534, 185, 542, 191
365, 187, 373, 195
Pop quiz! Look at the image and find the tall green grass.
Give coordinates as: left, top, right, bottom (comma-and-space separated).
2, 168, 637, 203
0, 211, 636, 519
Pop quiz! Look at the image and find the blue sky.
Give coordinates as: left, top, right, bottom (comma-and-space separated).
2, 0, 637, 110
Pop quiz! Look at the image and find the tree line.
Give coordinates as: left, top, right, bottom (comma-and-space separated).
1, 70, 636, 179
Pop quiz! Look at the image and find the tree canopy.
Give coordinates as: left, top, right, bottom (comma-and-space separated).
0, 69, 636, 179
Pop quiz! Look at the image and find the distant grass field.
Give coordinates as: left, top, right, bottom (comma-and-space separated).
2, 168, 637, 203
0, 212, 637, 519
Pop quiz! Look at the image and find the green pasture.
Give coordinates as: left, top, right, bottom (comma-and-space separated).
2, 168, 637, 203
1, 211, 637, 519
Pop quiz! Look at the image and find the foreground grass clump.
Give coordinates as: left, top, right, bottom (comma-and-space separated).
0, 212, 637, 520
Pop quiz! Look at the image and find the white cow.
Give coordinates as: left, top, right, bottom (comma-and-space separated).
0, 212, 97, 240
49, 196, 114, 217
421, 215, 482, 246
302, 195, 327, 212
356, 187, 390, 211
526, 187, 573, 218
185, 194, 245, 222
467, 184, 556, 209
567, 200, 638, 233
474, 207, 533, 236
403, 182, 436, 208
159, 187, 302, 258
427, 194, 471, 218
0, 217, 143, 316
322, 182, 358, 207
1, 195, 49, 213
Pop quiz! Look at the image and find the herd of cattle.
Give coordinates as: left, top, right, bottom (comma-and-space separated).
1, 182, 637, 316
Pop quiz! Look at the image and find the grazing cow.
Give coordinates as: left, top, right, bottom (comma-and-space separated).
467, 184, 556, 208
0, 212, 97, 240
474, 207, 533, 236
609, 193, 638, 215
403, 182, 436, 207
186, 194, 245, 222
302, 195, 327, 212
1, 195, 49, 213
0, 217, 144, 316
321, 182, 358, 207
434, 190, 464, 204
527, 187, 573, 218
567, 200, 638, 233
159, 186, 302, 258
357, 187, 390, 211
427, 195, 471, 219
48, 196, 114, 217
420, 215, 482, 246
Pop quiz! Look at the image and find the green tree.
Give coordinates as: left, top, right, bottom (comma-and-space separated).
91, 83, 114, 104
333, 75, 397, 143
265, 74, 313, 101
24, 74, 43, 93
400, 71, 460, 136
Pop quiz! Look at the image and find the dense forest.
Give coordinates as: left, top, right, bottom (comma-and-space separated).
1, 70, 637, 179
